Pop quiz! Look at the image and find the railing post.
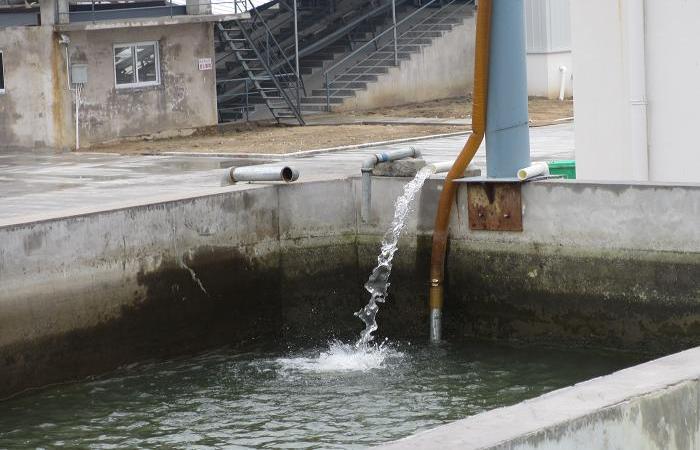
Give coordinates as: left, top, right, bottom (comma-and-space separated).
245, 79, 250, 122
293, 0, 301, 114
392, 0, 398, 65
91, 0, 95, 23
325, 72, 330, 112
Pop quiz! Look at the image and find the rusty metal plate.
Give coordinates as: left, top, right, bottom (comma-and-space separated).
467, 182, 523, 231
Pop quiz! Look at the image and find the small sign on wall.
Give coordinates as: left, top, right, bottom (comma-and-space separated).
198, 58, 213, 71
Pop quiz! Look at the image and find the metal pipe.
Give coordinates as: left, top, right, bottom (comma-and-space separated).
325, 72, 330, 112
75, 85, 80, 150
360, 147, 422, 223
293, 0, 300, 109
229, 165, 300, 183
428, 0, 492, 344
485, 0, 530, 178
391, 0, 398, 66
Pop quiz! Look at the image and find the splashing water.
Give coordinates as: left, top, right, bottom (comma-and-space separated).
273, 164, 435, 373
355, 164, 437, 348
276, 340, 403, 373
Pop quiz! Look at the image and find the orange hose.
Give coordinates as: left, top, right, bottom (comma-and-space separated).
429, 0, 492, 315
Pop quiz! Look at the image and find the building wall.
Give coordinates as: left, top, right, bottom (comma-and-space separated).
645, 1, 700, 183
65, 22, 217, 147
571, 0, 632, 181
525, 0, 573, 98
0, 27, 70, 150
572, 0, 700, 183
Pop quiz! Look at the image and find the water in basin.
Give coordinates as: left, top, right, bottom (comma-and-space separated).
0, 340, 640, 449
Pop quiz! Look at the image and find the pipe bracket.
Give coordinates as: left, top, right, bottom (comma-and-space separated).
466, 181, 523, 231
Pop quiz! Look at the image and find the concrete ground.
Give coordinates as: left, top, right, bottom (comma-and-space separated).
0, 123, 574, 226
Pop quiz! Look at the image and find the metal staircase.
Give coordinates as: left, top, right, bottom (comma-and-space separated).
215, 0, 413, 123
216, 5, 305, 125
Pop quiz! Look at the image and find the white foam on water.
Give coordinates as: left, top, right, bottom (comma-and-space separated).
276, 341, 404, 373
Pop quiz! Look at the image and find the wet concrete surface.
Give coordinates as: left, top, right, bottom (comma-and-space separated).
0, 123, 574, 225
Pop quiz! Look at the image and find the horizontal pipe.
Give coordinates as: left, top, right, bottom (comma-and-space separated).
517, 162, 549, 181
229, 165, 299, 183
361, 147, 422, 170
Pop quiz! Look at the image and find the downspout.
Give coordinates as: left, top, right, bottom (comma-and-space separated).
428, 0, 492, 343
361, 147, 422, 222
626, 0, 649, 180
60, 36, 80, 151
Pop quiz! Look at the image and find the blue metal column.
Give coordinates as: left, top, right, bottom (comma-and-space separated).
485, 0, 530, 178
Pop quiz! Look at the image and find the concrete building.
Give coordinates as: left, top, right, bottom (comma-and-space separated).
525, 0, 572, 99
572, 0, 700, 183
0, 0, 242, 150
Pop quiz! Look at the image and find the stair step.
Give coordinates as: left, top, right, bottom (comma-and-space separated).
342, 66, 390, 74
311, 89, 356, 97
324, 81, 367, 89
335, 74, 378, 82
301, 96, 347, 104
401, 31, 442, 38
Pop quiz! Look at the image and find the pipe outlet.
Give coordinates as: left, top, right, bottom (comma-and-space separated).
229, 165, 300, 183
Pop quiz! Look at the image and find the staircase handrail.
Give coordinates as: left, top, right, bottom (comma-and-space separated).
323, 0, 442, 80
323, 0, 473, 110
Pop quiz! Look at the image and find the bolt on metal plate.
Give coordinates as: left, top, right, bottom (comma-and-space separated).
467, 182, 523, 231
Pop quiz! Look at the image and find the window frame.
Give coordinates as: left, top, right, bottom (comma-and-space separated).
113, 41, 161, 89
0, 50, 5, 94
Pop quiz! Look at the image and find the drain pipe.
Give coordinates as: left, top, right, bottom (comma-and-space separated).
361, 147, 422, 222
558, 66, 568, 101
429, 161, 463, 174
428, 0, 492, 343
626, 0, 649, 181
229, 165, 300, 183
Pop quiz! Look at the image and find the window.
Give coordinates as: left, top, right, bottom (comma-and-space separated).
113, 42, 160, 88
0, 51, 4, 93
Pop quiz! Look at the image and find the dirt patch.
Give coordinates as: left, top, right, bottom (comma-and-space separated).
89, 124, 467, 155
87, 97, 572, 155
356, 96, 573, 124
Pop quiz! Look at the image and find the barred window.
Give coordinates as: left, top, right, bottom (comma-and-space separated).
113, 42, 160, 88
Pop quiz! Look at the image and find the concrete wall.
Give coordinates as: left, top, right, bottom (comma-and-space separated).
1, 175, 699, 397
0, 27, 71, 150
66, 23, 217, 146
572, 0, 700, 183
378, 346, 700, 450
336, 16, 476, 111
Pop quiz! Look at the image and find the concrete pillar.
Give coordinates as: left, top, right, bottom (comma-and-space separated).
485, 0, 531, 178
40, 0, 69, 25
186, 0, 212, 15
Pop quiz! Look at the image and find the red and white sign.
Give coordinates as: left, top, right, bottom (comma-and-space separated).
198, 58, 213, 71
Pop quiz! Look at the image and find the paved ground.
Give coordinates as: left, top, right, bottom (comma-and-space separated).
0, 123, 574, 226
